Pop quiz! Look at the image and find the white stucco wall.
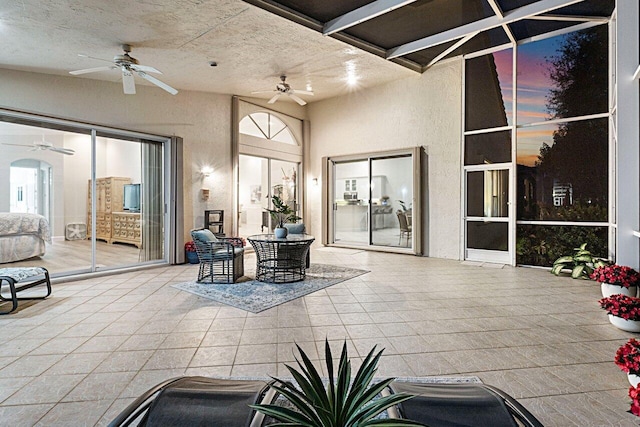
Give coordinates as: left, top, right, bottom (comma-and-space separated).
307, 59, 463, 259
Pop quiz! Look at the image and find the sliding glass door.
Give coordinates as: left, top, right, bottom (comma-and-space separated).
329, 150, 417, 252
0, 114, 169, 277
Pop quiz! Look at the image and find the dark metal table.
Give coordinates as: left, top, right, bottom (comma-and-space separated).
247, 234, 315, 283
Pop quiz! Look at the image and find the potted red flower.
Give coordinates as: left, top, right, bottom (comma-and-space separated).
185, 241, 199, 264
599, 294, 640, 332
616, 339, 640, 387
591, 264, 640, 298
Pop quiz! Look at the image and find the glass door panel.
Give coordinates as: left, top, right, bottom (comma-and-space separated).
238, 156, 300, 241
239, 155, 268, 239
333, 160, 369, 245
94, 136, 155, 270
465, 167, 511, 263
371, 155, 413, 247
270, 159, 299, 227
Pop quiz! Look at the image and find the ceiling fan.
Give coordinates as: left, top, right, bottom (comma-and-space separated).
2, 137, 75, 155
252, 75, 314, 106
69, 44, 178, 95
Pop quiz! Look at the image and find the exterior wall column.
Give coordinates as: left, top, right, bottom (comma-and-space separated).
615, 0, 640, 268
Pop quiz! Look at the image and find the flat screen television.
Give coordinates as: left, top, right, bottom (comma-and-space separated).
123, 183, 141, 212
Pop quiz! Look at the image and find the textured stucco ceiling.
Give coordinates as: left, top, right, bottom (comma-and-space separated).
0, 0, 415, 103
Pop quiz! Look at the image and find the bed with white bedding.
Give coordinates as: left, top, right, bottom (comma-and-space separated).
0, 213, 52, 263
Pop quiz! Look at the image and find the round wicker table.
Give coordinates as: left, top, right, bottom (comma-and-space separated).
247, 234, 315, 283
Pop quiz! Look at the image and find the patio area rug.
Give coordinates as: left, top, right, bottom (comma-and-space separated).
172, 263, 368, 313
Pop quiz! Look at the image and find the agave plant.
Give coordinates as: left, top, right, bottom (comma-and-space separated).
250, 340, 422, 426
551, 243, 608, 279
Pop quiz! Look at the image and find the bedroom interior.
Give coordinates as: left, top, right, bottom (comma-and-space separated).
0, 120, 157, 275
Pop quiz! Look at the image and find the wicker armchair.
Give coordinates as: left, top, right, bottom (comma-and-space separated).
190, 229, 244, 284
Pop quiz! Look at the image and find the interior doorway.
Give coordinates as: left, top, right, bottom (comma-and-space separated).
10, 159, 52, 223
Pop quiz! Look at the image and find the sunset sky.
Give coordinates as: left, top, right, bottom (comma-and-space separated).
490, 33, 567, 166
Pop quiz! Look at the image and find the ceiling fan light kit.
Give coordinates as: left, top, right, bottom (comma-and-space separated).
251, 75, 314, 106
70, 44, 178, 96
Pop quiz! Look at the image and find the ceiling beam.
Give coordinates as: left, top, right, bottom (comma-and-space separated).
426, 32, 479, 69
486, 0, 504, 18
386, 0, 584, 59
528, 14, 609, 22
323, 0, 417, 35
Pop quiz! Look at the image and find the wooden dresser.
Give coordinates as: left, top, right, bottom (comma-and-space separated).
111, 212, 142, 248
87, 177, 137, 245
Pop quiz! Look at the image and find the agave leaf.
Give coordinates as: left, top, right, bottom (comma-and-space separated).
287, 365, 324, 407
249, 403, 314, 426
325, 340, 335, 413
295, 344, 330, 408
347, 378, 397, 421
356, 393, 417, 424
264, 382, 323, 425
571, 264, 586, 279
335, 341, 350, 421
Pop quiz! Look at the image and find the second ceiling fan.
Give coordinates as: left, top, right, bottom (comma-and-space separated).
252, 75, 313, 106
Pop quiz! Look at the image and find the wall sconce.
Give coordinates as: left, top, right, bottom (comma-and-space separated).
201, 166, 214, 177
312, 178, 318, 186
201, 188, 210, 201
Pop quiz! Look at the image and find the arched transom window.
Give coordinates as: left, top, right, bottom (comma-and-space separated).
239, 112, 297, 145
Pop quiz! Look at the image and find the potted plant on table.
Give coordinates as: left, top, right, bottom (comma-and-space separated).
599, 294, 640, 332
591, 264, 640, 297
264, 195, 301, 239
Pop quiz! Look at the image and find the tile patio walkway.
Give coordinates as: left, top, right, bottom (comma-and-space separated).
0, 247, 636, 426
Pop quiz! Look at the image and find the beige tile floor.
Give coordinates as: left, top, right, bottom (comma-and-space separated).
0, 247, 637, 426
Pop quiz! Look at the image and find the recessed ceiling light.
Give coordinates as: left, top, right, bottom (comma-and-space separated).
208, 61, 218, 67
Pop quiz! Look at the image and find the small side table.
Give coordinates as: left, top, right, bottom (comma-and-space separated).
248, 234, 315, 283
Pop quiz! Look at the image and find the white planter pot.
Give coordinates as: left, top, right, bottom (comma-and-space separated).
608, 315, 640, 332
628, 373, 640, 387
601, 282, 638, 298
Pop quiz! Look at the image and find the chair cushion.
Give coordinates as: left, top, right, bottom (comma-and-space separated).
191, 229, 218, 243
284, 223, 305, 234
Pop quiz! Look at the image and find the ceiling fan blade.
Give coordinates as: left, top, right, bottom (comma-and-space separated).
268, 93, 281, 104
78, 53, 113, 63
251, 90, 276, 94
292, 90, 314, 96
122, 69, 136, 94
288, 94, 307, 106
49, 147, 75, 155
69, 66, 116, 75
137, 71, 178, 95
131, 64, 162, 74
2, 142, 33, 147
